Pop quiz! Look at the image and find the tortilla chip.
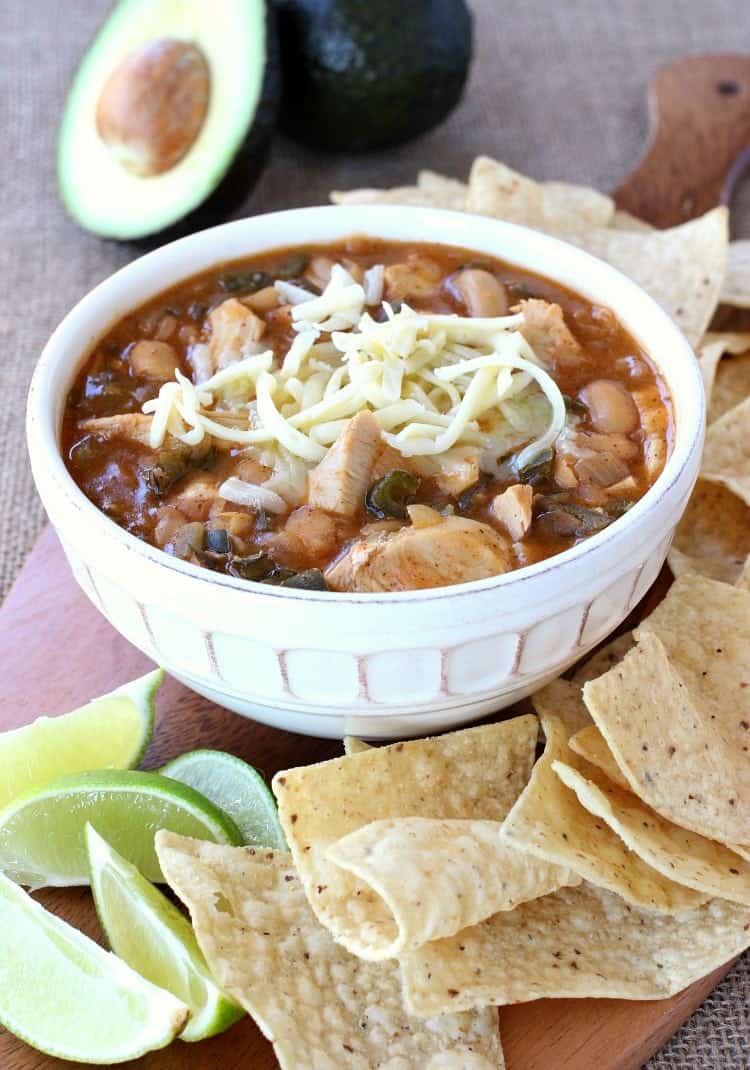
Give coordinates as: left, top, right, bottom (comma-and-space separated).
400, 881, 750, 1016
331, 185, 438, 207
500, 716, 706, 912
575, 208, 728, 348
327, 817, 575, 953
531, 677, 591, 736
637, 575, 750, 759
467, 157, 727, 347
697, 336, 727, 401
583, 578, 750, 844
731, 843, 750, 862
737, 556, 750, 590
343, 736, 371, 755
611, 209, 655, 232
417, 170, 468, 209
698, 331, 750, 412
721, 240, 750, 308
572, 631, 635, 684
156, 834, 504, 1069
568, 725, 631, 791
273, 717, 573, 960
331, 171, 467, 212
553, 760, 750, 905
466, 156, 615, 229
709, 348, 750, 424
701, 396, 750, 505
530, 633, 635, 744
668, 478, 750, 584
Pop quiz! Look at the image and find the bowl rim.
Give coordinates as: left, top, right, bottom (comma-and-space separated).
27, 204, 704, 605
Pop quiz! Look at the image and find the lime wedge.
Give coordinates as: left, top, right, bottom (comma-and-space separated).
0, 769, 243, 888
161, 749, 287, 849
0, 868, 188, 1062
86, 824, 243, 1042
0, 669, 162, 810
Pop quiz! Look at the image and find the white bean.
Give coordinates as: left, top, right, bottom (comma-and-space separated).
579, 379, 639, 434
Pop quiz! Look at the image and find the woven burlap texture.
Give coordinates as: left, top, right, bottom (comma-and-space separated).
1, 2, 748, 1065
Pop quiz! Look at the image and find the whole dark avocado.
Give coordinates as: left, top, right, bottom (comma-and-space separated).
274, 0, 473, 152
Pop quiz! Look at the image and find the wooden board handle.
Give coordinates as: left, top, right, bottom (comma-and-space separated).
613, 53, 750, 228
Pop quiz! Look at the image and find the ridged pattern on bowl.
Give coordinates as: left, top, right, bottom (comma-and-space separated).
62, 528, 672, 735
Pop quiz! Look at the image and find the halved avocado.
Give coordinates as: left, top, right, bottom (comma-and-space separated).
59, 0, 278, 242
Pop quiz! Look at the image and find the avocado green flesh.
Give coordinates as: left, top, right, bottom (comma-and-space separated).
59, 0, 268, 240
276, 0, 472, 152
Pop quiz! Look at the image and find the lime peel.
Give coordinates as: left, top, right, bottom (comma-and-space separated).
0, 768, 243, 888
86, 824, 243, 1042
0, 668, 163, 811
161, 749, 287, 849
0, 867, 188, 1063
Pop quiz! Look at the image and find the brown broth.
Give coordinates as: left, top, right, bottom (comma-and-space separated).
62, 237, 673, 590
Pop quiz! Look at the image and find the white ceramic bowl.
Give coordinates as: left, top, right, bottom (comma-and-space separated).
27, 206, 703, 739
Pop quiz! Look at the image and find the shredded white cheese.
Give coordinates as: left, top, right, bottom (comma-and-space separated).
218, 477, 288, 514
141, 264, 567, 509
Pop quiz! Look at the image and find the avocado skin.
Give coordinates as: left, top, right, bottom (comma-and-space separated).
274, 0, 472, 153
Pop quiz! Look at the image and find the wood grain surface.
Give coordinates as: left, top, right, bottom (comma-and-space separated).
613, 52, 750, 227
0, 527, 735, 1070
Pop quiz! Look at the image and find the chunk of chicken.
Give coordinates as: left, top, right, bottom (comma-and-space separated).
244, 286, 280, 313
435, 456, 479, 496
264, 506, 353, 568
166, 473, 221, 522
206, 510, 256, 552
491, 484, 533, 541
370, 442, 411, 483
632, 384, 668, 480
326, 514, 513, 592
308, 410, 384, 516
207, 298, 266, 373
383, 257, 443, 303
128, 340, 179, 381
79, 413, 155, 446
554, 429, 638, 490
305, 256, 335, 290
410, 452, 479, 496
234, 456, 273, 484
516, 299, 583, 366
153, 507, 188, 549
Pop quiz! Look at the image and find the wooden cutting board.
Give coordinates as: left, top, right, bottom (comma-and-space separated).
0, 527, 737, 1070
3, 50, 749, 1070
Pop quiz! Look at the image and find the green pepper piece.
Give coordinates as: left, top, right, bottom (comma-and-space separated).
513, 447, 554, 486
506, 280, 535, 300
228, 552, 276, 581
204, 528, 230, 555
275, 253, 309, 280
536, 499, 613, 537
144, 443, 215, 497
605, 499, 634, 519
366, 470, 421, 519
562, 394, 588, 416
218, 270, 272, 294
280, 569, 328, 591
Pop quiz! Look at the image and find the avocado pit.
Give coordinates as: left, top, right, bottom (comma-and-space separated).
96, 38, 210, 177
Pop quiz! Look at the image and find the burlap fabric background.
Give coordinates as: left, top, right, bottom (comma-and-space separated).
1, 1, 748, 1065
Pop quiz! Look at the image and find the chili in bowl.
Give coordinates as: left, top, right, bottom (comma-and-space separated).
27, 206, 703, 738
